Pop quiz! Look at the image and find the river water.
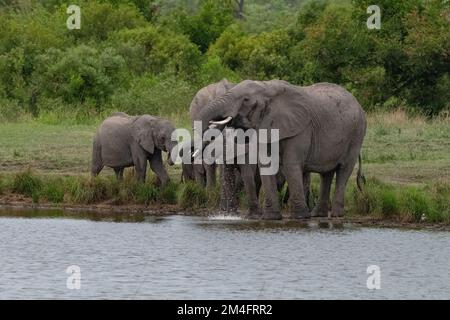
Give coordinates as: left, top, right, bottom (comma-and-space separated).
0, 210, 449, 299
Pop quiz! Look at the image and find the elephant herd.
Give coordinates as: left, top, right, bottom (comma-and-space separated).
92, 79, 366, 220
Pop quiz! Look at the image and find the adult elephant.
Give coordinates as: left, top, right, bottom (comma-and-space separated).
198, 80, 366, 220
187, 79, 235, 188
92, 112, 177, 185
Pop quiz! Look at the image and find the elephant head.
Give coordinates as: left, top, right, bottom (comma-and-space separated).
131, 115, 177, 165
198, 79, 314, 142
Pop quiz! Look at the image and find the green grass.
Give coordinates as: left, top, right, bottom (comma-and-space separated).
178, 181, 209, 209
0, 110, 449, 222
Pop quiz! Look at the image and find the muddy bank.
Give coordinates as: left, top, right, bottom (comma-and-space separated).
1, 195, 449, 231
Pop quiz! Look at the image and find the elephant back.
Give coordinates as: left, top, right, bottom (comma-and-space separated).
189, 79, 235, 127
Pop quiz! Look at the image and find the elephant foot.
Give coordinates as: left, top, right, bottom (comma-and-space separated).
311, 206, 329, 218
330, 205, 344, 217
245, 207, 262, 220
219, 199, 239, 213
261, 210, 282, 220
289, 207, 311, 220
330, 210, 344, 218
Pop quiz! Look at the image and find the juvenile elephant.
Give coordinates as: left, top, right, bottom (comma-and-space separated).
91, 112, 177, 185
198, 80, 366, 220
187, 79, 235, 188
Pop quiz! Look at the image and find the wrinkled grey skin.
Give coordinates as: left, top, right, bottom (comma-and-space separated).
92, 112, 177, 185
185, 79, 235, 188
198, 80, 366, 220
187, 80, 311, 216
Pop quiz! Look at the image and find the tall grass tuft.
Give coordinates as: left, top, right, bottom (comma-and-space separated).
67, 176, 118, 204
398, 187, 432, 222
159, 182, 179, 204
42, 178, 65, 203
12, 169, 42, 199
131, 182, 158, 205
178, 181, 208, 209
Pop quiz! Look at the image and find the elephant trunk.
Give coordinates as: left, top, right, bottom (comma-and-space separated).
196, 92, 235, 135
166, 140, 178, 166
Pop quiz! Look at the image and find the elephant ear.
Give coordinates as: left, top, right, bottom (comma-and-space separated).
258, 89, 313, 143
131, 115, 156, 154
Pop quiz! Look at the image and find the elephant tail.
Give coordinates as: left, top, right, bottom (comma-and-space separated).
180, 171, 185, 183
91, 136, 103, 176
356, 153, 366, 193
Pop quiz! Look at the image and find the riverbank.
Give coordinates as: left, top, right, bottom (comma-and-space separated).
0, 110, 449, 226
1, 200, 450, 232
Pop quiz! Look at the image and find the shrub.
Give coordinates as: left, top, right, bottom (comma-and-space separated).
0, 98, 24, 122
398, 187, 433, 222
197, 55, 240, 87
12, 169, 43, 198
33, 45, 126, 108
429, 181, 450, 223
42, 179, 65, 203
178, 181, 208, 209
132, 182, 158, 205
66, 1, 146, 41
67, 176, 118, 204
350, 177, 385, 216
158, 182, 179, 204
109, 73, 195, 117
109, 26, 202, 78
380, 188, 399, 217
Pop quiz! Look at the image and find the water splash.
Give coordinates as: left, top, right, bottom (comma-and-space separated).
208, 214, 243, 221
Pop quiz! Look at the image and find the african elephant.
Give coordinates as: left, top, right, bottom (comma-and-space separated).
197, 80, 366, 220
210, 128, 311, 217
187, 79, 235, 188
91, 112, 177, 185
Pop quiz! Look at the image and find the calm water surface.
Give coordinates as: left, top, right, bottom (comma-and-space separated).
0, 210, 449, 299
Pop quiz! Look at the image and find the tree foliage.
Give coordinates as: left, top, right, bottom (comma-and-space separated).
0, 0, 448, 120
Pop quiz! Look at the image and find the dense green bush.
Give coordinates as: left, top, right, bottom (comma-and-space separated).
109, 25, 202, 78
0, 0, 449, 120
109, 73, 196, 117
33, 45, 126, 108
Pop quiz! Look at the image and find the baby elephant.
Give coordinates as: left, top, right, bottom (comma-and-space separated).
91, 112, 178, 185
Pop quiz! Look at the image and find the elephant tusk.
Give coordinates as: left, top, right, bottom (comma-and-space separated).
209, 116, 233, 126
208, 124, 218, 129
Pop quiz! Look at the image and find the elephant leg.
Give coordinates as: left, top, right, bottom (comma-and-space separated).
331, 160, 357, 217
220, 163, 238, 213
311, 171, 334, 217
114, 168, 124, 181
240, 164, 260, 218
194, 163, 206, 187
205, 163, 216, 189
260, 173, 281, 220
132, 149, 148, 183
303, 172, 311, 210
282, 164, 310, 219
149, 149, 170, 187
